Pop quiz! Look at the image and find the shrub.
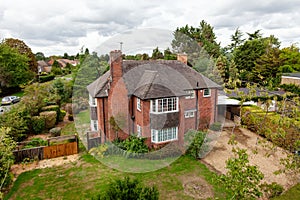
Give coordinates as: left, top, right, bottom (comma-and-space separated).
93, 176, 159, 200
185, 130, 207, 159
23, 138, 47, 149
68, 114, 74, 121
38, 74, 55, 83
261, 182, 284, 198
40, 111, 57, 129
41, 105, 60, 123
59, 110, 66, 122
209, 122, 222, 131
50, 127, 61, 137
31, 116, 46, 134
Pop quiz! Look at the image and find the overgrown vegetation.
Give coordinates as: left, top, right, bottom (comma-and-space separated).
93, 176, 159, 200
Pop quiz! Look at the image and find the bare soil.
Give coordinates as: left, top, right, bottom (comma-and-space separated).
203, 127, 299, 189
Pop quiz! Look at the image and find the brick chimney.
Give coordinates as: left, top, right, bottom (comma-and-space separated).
177, 53, 187, 65
110, 50, 123, 81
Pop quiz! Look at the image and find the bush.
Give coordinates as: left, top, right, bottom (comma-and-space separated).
50, 127, 61, 137
38, 74, 55, 83
68, 114, 74, 121
93, 176, 159, 200
261, 182, 284, 198
31, 116, 46, 134
41, 105, 60, 123
23, 138, 47, 149
40, 111, 57, 129
185, 130, 207, 159
59, 110, 66, 122
209, 122, 222, 131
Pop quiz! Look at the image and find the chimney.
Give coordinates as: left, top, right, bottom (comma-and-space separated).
177, 53, 187, 65
110, 50, 123, 81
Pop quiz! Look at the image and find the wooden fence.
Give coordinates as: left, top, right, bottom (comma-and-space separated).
13, 135, 78, 163
87, 131, 101, 150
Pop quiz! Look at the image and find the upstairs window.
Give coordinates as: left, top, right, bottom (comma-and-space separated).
203, 89, 211, 97
184, 110, 195, 118
150, 97, 178, 113
137, 98, 141, 111
185, 90, 195, 99
89, 94, 97, 106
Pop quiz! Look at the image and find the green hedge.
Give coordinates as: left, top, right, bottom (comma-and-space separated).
39, 111, 57, 129
31, 116, 46, 134
41, 105, 60, 123
38, 74, 55, 83
242, 106, 300, 151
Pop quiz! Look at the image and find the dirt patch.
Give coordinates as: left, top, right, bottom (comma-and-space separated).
179, 175, 214, 199
11, 154, 79, 178
203, 127, 299, 190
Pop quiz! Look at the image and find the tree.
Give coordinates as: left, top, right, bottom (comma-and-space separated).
163, 48, 176, 60
151, 47, 164, 59
93, 176, 159, 200
0, 127, 16, 198
279, 44, 300, 72
35, 52, 45, 61
51, 60, 63, 75
0, 43, 34, 94
172, 20, 221, 58
226, 28, 245, 52
218, 147, 264, 199
3, 38, 38, 74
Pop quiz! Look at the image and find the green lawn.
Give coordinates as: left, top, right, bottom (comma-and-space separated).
5, 154, 228, 200
272, 183, 300, 200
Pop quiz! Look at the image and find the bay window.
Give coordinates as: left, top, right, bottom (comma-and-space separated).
151, 97, 178, 113
151, 127, 178, 143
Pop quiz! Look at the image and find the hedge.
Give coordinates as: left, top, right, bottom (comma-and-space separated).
41, 105, 60, 123
38, 74, 55, 83
31, 116, 46, 134
241, 106, 300, 151
40, 111, 57, 129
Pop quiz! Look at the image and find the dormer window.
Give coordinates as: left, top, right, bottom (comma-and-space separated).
185, 90, 195, 99
89, 94, 97, 106
203, 89, 211, 97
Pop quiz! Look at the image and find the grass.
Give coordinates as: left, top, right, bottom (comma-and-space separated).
4, 154, 228, 200
75, 109, 90, 124
61, 122, 77, 136
272, 183, 300, 200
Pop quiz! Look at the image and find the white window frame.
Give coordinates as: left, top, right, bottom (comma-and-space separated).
91, 120, 98, 131
137, 98, 141, 111
150, 97, 179, 114
89, 94, 97, 107
185, 90, 195, 99
184, 110, 195, 118
203, 89, 211, 97
137, 124, 142, 137
151, 127, 178, 143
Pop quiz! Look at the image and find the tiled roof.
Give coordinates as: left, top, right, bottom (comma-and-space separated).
226, 88, 285, 98
87, 60, 221, 99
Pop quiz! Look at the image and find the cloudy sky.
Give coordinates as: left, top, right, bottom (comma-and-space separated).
1, 0, 299, 56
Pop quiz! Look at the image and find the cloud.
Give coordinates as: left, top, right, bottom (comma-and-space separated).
0, 0, 299, 55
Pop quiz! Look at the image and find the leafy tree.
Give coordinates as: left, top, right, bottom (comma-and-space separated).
151, 47, 164, 59
93, 176, 159, 200
226, 28, 245, 52
218, 147, 264, 199
0, 43, 34, 94
279, 44, 300, 71
3, 38, 38, 74
35, 52, 45, 61
163, 48, 176, 60
51, 60, 63, 75
172, 20, 221, 58
0, 127, 16, 198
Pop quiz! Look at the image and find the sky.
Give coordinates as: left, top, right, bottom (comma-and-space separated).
1, 0, 299, 56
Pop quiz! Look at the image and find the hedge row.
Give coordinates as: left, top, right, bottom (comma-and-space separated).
241, 106, 300, 151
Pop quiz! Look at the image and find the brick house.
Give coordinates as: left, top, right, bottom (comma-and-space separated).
87, 50, 220, 148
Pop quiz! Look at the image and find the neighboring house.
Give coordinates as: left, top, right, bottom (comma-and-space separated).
281, 73, 300, 86
57, 59, 80, 68
87, 50, 221, 148
37, 60, 52, 74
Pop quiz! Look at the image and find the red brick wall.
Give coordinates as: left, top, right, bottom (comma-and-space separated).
179, 96, 197, 134
197, 89, 217, 129
97, 98, 108, 143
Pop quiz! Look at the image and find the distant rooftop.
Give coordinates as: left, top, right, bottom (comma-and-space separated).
282, 73, 300, 78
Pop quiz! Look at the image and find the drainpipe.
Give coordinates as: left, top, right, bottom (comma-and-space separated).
102, 98, 106, 143
195, 89, 199, 130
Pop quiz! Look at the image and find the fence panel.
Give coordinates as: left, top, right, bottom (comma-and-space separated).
43, 142, 78, 159
13, 147, 44, 163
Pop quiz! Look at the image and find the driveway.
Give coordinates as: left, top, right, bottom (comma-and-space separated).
202, 127, 299, 189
